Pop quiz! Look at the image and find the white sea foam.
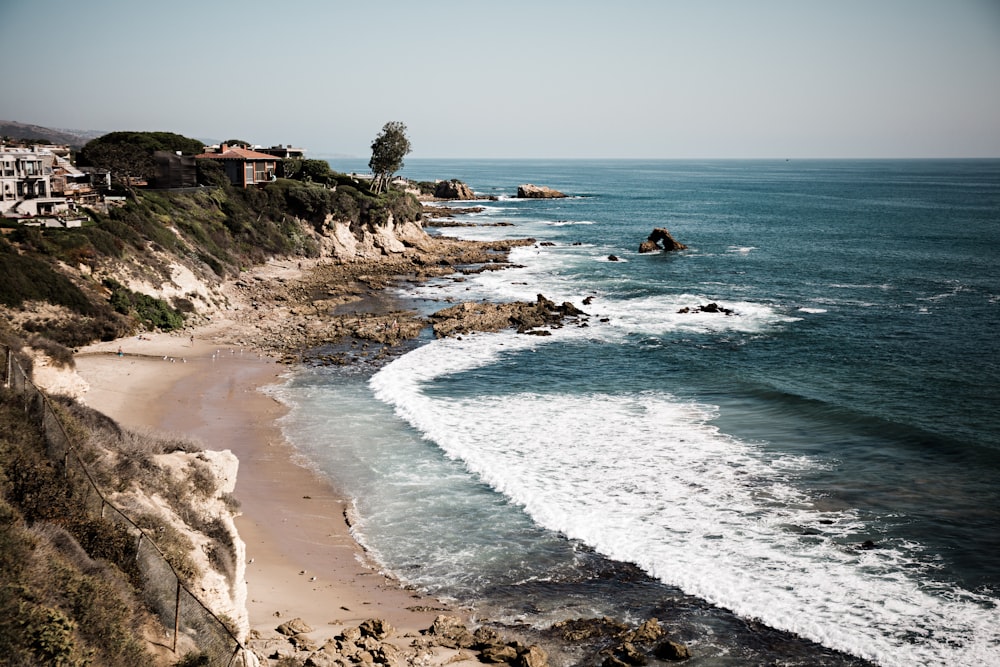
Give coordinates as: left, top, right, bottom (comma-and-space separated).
370, 337, 1000, 667
406, 241, 798, 340
546, 219, 596, 226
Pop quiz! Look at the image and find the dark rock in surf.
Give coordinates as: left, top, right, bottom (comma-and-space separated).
678, 303, 735, 316
639, 227, 687, 253
627, 619, 665, 644
654, 639, 692, 661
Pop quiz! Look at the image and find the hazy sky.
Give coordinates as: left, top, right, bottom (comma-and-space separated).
2, 0, 999, 158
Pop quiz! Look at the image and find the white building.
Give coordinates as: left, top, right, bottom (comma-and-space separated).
0, 146, 69, 218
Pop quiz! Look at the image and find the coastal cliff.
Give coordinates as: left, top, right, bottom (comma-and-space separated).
2, 171, 573, 665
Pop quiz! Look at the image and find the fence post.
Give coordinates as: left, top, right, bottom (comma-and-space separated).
173, 579, 182, 653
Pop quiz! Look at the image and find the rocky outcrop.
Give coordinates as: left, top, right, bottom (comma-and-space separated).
251, 615, 550, 666
321, 210, 429, 260
541, 617, 691, 664
429, 294, 587, 337
434, 179, 476, 200
517, 184, 567, 199
141, 449, 251, 639
214, 237, 539, 363
638, 227, 687, 253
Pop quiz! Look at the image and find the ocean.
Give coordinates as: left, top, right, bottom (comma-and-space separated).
269, 159, 1000, 666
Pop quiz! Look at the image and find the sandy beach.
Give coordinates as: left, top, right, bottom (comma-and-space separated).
61, 240, 549, 664
74, 325, 468, 659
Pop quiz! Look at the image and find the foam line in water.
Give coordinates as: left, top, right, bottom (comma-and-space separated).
370, 337, 1000, 667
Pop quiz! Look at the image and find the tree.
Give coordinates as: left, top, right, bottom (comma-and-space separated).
78, 131, 204, 191
368, 121, 411, 194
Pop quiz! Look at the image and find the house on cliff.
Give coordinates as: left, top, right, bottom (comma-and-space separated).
256, 144, 305, 160
1, 145, 68, 218
195, 144, 280, 188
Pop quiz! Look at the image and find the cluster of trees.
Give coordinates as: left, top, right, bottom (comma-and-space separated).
77, 131, 205, 188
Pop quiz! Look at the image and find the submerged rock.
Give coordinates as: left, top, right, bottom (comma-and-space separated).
654, 639, 692, 661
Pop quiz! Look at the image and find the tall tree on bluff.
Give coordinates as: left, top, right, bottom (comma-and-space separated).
368, 121, 411, 194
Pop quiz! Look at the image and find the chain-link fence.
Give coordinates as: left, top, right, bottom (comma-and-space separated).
2, 345, 254, 666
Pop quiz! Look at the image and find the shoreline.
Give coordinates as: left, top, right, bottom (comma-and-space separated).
72, 241, 507, 664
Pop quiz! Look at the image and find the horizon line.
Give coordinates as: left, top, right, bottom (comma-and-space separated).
316, 155, 1000, 161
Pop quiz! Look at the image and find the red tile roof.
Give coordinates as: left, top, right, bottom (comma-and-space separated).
195, 146, 279, 161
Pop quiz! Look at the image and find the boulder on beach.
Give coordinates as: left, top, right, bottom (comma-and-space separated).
639, 227, 687, 253
517, 183, 567, 199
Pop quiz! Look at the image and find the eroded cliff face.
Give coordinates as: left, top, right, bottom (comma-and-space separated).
137, 206, 429, 310
141, 449, 250, 638
319, 210, 430, 259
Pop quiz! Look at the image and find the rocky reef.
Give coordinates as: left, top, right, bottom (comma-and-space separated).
249, 613, 694, 666
429, 294, 588, 338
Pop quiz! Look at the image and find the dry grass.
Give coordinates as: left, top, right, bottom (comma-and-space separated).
1, 384, 243, 665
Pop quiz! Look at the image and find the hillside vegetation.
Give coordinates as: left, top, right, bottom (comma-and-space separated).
0, 382, 240, 666
0, 157, 426, 355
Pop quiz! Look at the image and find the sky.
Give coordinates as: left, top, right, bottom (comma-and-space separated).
2, 0, 999, 159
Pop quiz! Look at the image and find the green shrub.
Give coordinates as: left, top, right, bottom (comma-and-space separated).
22, 312, 131, 347
0, 241, 98, 314
103, 278, 185, 331
17, 603, 85, 666
171, 296, 196, 314
196, 159, 229, 187
265, 179, 332, 224
413, 180, 438, 196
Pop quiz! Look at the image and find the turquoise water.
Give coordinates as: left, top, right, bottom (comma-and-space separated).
273, 160, 1000, 666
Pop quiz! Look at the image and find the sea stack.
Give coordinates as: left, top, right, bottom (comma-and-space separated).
639, 227, 687, 253
517, 183, 567, 199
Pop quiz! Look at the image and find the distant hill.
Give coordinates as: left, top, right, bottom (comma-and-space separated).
0, 120, 106, 147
